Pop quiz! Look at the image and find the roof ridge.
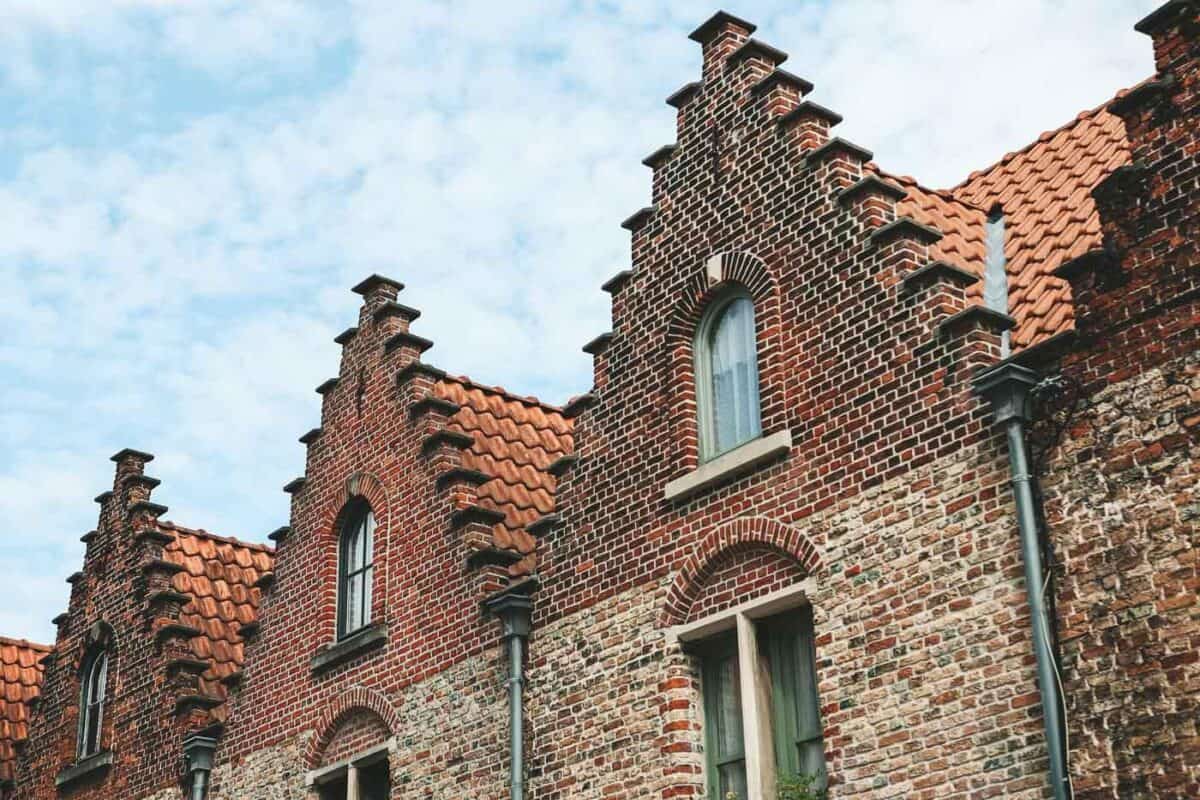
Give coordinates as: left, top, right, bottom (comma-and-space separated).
948, 82, 1144, 192
0, 635, 52, 652
158, 520, 275, 554
442, 373, 568, 415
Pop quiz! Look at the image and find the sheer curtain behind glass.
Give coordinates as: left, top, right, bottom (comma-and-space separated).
706, 294, 761, 458
338, 503, 375, 639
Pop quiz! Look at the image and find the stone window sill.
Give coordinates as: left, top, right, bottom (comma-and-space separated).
663, 429, 793, 502
310, 623, 387, 674
56, 750, 113, 789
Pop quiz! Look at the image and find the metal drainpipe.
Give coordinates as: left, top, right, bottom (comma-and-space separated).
975, 363, 1071, 800
484, 588, 534, 800
181, 734, 218, 800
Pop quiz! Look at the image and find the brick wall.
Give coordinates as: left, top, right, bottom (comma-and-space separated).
1041, 5, 1200, 798
11, 5, 1198, 800
16, 451, 219, 799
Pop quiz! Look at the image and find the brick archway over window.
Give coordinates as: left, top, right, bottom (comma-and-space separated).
659, 516, 822, 627
319, 471, 390, 545
304, 685, 402, 769
663, 251, 783, 471
665, 251, 778, 345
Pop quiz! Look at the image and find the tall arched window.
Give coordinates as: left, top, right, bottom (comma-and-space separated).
338, 500, 375, 639
77, 650, 107, 759
696, 287, 762, 460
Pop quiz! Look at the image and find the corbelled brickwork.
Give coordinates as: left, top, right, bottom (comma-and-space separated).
5, 4, 1197, 800
15, 453, 272, 798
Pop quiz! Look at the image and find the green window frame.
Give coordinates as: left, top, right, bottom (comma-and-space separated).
763, 606, 826, 788
700, 634, 749, 800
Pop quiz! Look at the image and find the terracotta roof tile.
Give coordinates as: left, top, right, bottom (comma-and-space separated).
950, 98, 1132, 349
0, 636, 50, 784
884, 170, 988, 276
435, 376, 574, 573
160, 521, 274, 723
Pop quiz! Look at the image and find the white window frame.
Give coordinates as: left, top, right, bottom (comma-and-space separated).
667, 580, 822, 800
694, 285, 763, 463
307, 739, 395, 800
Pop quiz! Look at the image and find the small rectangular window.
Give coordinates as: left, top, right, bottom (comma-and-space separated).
316, 759, 390, 800
695, 606, 825, 798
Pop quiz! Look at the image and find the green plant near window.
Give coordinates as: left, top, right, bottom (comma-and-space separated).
777, 772, 827, 800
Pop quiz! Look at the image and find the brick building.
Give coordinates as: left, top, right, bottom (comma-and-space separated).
3, 3, 1197, 799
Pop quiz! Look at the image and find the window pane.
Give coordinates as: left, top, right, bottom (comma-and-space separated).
719, 760, 748, 800
713, 654, 744, 757
703, 642, 747, 799
361, 565, 373, 628
798, 740, 825, 781
709, 296, 761, 455
317, 775, 347, 800
764, 608, 825, 784
343, 572, 360, 634
362, 511, 375, 566
794, 622, 820, 741
80, 653, 106, 758
345, 522, 363, 573
360, 761, 390, 800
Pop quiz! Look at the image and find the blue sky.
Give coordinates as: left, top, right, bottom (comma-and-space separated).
0, 0, 1159, 644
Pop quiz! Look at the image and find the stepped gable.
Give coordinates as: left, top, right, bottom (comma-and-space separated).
0, 637, 49, 785
951, 97, 1133, 349
434, 375, 574, 572
160, 521, 274, 722
885, 169, 988, 273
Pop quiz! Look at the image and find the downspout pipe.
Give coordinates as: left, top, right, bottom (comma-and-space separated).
485, 586, 535, 800
974, 363, 1071, 800
181, 734, 218, 800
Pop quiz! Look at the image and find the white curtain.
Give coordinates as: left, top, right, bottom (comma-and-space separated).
709, 296, 761, 455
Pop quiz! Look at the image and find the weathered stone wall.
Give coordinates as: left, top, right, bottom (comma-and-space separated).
1046, 356, 1199, 799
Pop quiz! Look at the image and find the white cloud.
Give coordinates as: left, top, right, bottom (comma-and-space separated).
0, 0, 1161, 642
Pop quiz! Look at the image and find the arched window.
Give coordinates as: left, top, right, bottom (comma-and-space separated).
77, 650, 107, 759
696, 287, 762, 460
338, 500, 375, 639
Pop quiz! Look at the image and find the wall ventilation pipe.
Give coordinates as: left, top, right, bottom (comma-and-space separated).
975, 362, 1071, 800
485, 588, 535, 800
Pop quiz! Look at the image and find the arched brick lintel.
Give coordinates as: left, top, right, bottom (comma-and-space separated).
659, 515, 823, 627
663, 251, 783, 471
317, 470, 391, 547
304, 684, 402, 769
665, 250, 778, 347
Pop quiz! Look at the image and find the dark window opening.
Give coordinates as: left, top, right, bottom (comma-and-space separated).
337, 500, 375, 640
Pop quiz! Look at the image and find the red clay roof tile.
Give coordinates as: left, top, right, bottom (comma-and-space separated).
435, 375, 574, 574
160, 521, 274, 723
0, 636, 50, 784
949, 98, 1132, 349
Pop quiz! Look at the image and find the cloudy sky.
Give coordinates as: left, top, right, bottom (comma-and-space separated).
0, 0, 1159, 644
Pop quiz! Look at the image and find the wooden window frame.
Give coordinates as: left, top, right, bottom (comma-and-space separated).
676, 583, 826, 800
308, 740, 393, 800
